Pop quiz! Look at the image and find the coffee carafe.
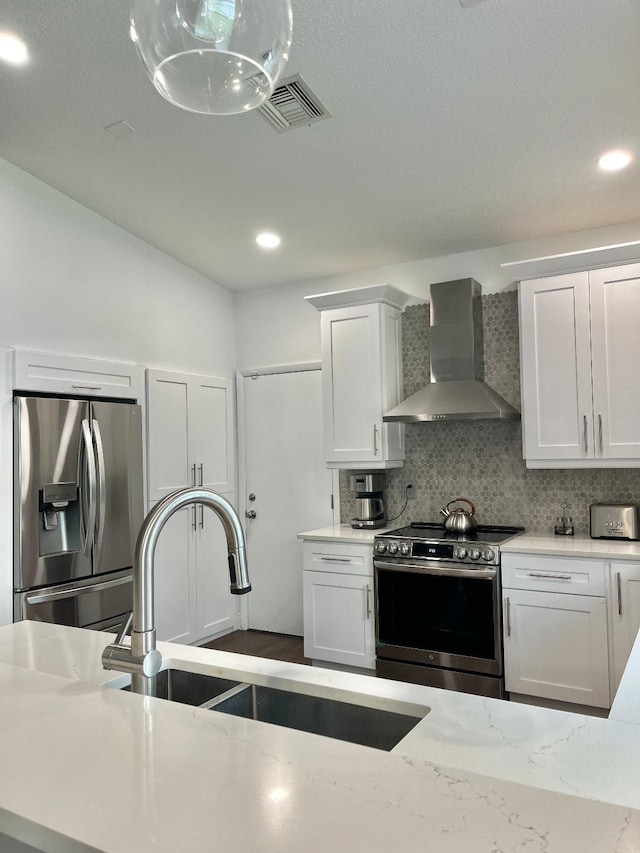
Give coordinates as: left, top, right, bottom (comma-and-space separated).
350, 473, 386, 529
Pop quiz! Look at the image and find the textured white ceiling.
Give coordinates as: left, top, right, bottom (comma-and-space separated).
1, 0, 640, 290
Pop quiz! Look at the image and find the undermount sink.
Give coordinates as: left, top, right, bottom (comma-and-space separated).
209, 682, 426, 751
123, 668, 428, 751
122, 668, 241, 707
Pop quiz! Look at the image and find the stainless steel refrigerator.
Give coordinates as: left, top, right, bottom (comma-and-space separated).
14, 395, 144, 630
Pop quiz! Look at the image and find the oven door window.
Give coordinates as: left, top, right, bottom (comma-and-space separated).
377, 569, 496, 660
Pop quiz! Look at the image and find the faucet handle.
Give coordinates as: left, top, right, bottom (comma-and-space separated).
114, 612, 133, 646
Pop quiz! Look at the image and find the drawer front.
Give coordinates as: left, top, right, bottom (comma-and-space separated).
303, 541, 373, 576
501, 554, 606, 596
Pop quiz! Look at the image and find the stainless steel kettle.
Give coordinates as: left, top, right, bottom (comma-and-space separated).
440, 498, 478, 533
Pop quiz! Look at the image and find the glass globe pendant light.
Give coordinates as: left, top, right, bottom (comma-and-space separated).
130, 0, 293, 115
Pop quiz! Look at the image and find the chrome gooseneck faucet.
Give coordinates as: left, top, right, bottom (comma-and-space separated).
102, 487, 251, 695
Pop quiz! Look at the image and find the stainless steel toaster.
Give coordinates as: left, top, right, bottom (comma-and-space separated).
590, 503, 640, 540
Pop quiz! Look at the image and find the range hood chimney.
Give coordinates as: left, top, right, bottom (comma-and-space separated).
383, 279, 520, 422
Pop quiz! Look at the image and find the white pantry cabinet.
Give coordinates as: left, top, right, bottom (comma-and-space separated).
147, 368, 236, 644
502, 554, 610, 708
302, 541, 375, 670
147, 369, 234, 501
519, 264, 640, 467
306, 286, 409, 469
609, 562, 640, 695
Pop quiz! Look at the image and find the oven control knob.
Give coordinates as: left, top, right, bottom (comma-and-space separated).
481, 548, 496, 562
388, 542, 399, 555
468, 548, 481, 561
454, 547, 467, 560
400, 543, 411, 556
375, 541, 387, 554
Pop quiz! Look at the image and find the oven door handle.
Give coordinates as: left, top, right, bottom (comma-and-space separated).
374, 559, 497, 579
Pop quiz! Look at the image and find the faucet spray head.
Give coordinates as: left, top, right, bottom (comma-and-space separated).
228, 546, 251, 594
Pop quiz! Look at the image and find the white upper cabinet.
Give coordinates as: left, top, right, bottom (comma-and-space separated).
590, 266, 640, 459
307, 285, 409, 469
147, 369, 234, 500
519, 264, 640, 467
14, 350, 145, 401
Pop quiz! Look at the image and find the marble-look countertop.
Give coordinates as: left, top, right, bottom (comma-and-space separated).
298, 523, 396, 543
2, 622, 640, 852
501, 532, 640, 560
300, 526, 640, 563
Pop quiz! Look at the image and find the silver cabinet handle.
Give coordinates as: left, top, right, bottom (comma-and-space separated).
199, 504, 204, 529
598, 414, 603, 455
320, 556, 351, 563
526, 572, 572, 580
192, 505, 197, 530
72, 385, 102, 391
246, 510, 257, 519
26, 574, 132, 605
505, 597, 511, 637
373, 424, 378, 455
583, 414, 588, 454
365, 584, 372, 619
198, 463, 204, 487
81, 419, 97, 557
93, 418, 106, 560
617, 571, 622, 616
191, 463, 196, 487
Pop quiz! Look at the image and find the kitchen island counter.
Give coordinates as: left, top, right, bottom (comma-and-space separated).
1, 621, 640, 852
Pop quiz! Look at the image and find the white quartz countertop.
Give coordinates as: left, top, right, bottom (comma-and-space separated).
298, 523, 397, 542
2, 622, 640, 852
501, 532, 640, 560
300, 526, 640, 563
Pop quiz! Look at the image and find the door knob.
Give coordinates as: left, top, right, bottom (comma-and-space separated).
245, 510, 257, 519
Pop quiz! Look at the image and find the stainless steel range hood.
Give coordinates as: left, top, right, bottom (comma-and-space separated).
383, 279, 520, 422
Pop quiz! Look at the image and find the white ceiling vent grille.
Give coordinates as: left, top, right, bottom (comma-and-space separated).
257, 75, 330, 133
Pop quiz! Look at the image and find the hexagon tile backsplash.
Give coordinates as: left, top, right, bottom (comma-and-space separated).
339, 293, 640, 534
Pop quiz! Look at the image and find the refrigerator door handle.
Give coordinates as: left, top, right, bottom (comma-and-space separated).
81, 419, 97, 557
93, 418, 107, 559
25, 574, 132, 605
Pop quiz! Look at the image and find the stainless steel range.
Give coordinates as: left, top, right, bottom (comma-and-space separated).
373, 522, 524, 698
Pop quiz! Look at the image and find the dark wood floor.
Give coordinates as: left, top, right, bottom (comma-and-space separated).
201, 629, 311, 666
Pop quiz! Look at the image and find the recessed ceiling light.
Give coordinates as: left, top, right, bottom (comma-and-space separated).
0, 32, 29, 66
597, 149, 632, 172
256, 232, 281, 249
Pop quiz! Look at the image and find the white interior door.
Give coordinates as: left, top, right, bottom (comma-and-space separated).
242, 370, 333, 635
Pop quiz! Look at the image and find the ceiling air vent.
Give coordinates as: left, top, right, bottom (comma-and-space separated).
257, 74, 330, 133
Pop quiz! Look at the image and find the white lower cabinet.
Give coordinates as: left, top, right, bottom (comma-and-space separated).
302, 541, 375, 670
154, 497, 236, 645
609, 562, 640, 695
502, 554, 610, 709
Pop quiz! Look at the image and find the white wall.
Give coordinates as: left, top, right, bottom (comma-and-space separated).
234, 219, 640, 369
0, 158, 236, 627
0, 158, 235, 375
